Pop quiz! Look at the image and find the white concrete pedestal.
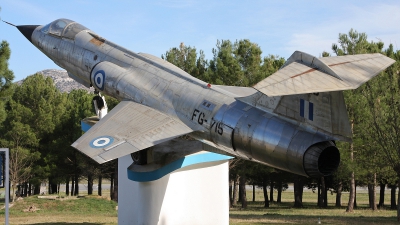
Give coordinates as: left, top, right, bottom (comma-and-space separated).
118, 153, 230, 225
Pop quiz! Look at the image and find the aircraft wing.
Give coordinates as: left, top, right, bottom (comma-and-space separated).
254, 51, 395, 96
71, 100, 194, 163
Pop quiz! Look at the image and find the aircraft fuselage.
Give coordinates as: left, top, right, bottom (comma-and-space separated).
16, 19, 344, 177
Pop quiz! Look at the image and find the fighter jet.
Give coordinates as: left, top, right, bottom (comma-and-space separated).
12, 18, 395, 178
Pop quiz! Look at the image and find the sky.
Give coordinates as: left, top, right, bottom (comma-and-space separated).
0, 0, 400, 82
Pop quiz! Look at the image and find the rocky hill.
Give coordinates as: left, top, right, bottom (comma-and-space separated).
18, 69, 92, 93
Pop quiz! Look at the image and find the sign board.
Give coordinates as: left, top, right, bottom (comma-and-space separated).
0, 152, 4, 188
0, 148, 9, 225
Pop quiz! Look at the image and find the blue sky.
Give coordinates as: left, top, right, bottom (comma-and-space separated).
1, 0, 399, 82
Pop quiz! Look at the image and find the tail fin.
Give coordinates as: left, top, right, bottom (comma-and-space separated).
253, 51, 395, 96
236, 51, 395, 141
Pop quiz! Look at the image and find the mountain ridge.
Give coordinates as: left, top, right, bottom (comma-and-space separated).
17, 69, 92, 93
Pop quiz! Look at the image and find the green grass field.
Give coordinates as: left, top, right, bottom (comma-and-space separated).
230, 189, 398, 224
0, 188, 397, 224
0, 195, 118, 224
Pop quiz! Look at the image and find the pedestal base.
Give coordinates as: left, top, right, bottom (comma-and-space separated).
118, 154, 230, 225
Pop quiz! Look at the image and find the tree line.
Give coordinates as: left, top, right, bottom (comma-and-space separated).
1, 29, 400, 219
0, 43, 120, 201
161, 30, 400, 219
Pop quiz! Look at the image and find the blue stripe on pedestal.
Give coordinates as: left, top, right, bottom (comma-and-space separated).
127, 152, 233, 182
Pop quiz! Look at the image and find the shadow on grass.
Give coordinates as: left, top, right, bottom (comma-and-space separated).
230, 201, 398, 224
230, 213, 396, 224
235, 200, 397, 211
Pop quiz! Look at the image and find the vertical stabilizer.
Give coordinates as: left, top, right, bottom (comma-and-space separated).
237, 91, 352, 142
235, 51, 395, 141
274, 92, 351, 141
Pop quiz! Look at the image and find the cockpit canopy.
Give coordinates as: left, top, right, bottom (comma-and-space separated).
41, 18, 88, 39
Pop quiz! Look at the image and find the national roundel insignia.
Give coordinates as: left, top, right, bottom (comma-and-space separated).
93, 70, 105, 91
90, 136, 114, 148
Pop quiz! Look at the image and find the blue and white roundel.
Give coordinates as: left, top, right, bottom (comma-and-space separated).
93, 70, 105, 91
90, 136, 114, 148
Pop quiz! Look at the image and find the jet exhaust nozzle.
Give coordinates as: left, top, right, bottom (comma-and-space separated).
303, 141, 340, 178
16, 25, 40, 43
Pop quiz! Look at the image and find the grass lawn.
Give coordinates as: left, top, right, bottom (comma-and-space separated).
0, 195, 117, 225
230, 188, 398, 224
0, 188, 397, 224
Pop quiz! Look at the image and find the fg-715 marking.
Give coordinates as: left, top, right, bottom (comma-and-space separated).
11, 18, 395, 178
191, 109, 206, 125
191, 109, 223, 135
210, 119, 223, 135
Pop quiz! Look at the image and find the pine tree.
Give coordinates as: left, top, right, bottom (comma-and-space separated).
0, 40, 15, 124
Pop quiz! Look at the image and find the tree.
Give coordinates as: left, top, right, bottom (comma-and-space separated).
249, 163, 274, 208
0, 40, 15, 124
293, 175, 305, 208
207, 40, 246, 86
377, 167, 397, 209
234, 39, 262, 85
5, 73, 66, 194
331, 29, 384, 212
360, 45, 400, 219
57, 90, 120, 197
0, 120, 40, 201
64, 90, 94, 195
274, 170, 289, 203
331, 149, 352, 207
162, 42, 208, 81
229, 159, 243, 207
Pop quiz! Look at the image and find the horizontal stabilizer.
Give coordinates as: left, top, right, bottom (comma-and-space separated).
254, 51, 395, 96
72, 101, 194, 163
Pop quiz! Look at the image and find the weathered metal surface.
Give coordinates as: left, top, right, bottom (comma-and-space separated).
254, 51, 395, 96
72, 100, 194, 163
17, 19, 395, 177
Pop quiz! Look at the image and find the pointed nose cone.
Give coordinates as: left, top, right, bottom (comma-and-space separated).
16, 25, 40, 43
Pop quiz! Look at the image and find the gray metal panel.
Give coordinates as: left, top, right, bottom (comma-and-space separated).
251, 117, 285, 163
74, 30, 93, 48
329, 91, 351, 138
237, 92, 282, 113
246, 116, 270, 160
72, 101, 194, 163
286, 130, 312, 174
253, 52, 395, 96
214, 85, 257, 97
208, 103, 235, 149
273, 92, 351, 141
58, 39, 73, 63
232, 114, 252, 158
138, 53, 189, 79
221, 103, 246, 128
281, 51, 340, 79
99, 142, 137, 162
274, 123, 297, 169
